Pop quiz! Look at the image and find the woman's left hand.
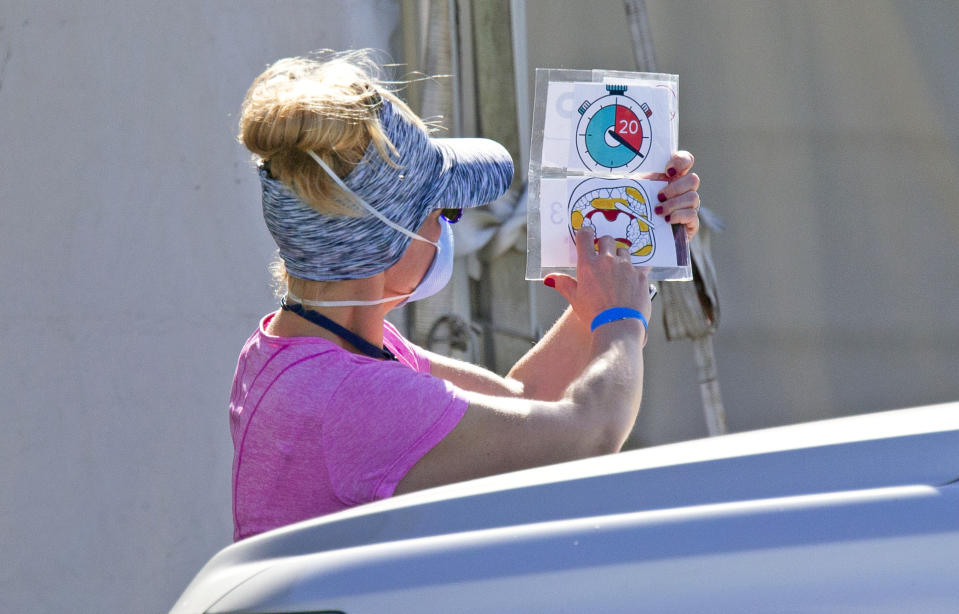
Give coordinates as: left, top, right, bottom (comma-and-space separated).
654, 151, 700, 240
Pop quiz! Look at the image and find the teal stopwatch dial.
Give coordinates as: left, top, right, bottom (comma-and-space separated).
576, 84, 652, 172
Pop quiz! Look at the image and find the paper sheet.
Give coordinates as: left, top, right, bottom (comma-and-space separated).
540, 176, 678, 268
527, 69, 690, 281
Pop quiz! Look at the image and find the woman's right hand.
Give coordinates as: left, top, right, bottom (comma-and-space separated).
399, 226, 652, 495
544, 226, 652, 327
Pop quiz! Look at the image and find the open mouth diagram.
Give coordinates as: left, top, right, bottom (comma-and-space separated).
568, 179, 656, 263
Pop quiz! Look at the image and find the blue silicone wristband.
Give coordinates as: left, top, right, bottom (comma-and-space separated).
590, 307, 649, 332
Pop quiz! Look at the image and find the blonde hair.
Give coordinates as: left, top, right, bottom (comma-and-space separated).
239, 50, 426, 295
238, 49, 425, 216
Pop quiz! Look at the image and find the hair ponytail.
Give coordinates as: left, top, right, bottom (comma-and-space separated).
238, 50, 416, 216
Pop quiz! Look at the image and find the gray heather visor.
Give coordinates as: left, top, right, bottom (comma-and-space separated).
260, 99, 514, 281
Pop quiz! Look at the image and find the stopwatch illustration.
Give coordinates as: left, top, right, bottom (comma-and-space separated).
575, 84, 652, 173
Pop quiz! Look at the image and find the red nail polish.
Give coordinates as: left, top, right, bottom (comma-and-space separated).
654, 206, 664, 215
667, 167, 677, 177
544, 278, 555, 288
665, 214, 671, 222
657, 193, 667, 203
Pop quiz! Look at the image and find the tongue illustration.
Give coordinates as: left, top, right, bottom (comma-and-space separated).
586, 207, 634, 247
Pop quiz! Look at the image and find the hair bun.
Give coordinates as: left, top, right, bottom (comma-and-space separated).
238, 51, 408, 215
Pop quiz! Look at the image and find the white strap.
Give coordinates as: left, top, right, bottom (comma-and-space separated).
306, 150, 438, 248
286, 290, 411, 308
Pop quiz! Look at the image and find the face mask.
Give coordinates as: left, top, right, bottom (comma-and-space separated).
287, 152, 454, 308
398, 217, 454, 305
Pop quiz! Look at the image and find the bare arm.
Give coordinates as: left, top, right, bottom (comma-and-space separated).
504, 151, 701, 397
423, 348, 525, 397
425, 151, 699, 402
504, 306, 592, 400
396, 318, 645, 493
423, 306, 590, 401
396, 230, 651, 494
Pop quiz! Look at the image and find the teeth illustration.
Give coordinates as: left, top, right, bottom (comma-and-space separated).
569, 180, 656, 262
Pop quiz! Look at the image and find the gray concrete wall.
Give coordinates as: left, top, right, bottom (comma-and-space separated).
2, 1, 958, 612
516, 0, 959, 445
0, 2, 399, 612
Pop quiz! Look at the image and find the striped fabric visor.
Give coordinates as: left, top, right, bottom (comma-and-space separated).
260, 99, 514, 281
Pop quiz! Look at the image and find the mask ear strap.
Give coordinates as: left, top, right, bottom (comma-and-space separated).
306, 150, 439, 248
286, 290, 411, 307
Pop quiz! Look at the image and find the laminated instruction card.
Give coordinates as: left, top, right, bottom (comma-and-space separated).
526, 69, 691, 281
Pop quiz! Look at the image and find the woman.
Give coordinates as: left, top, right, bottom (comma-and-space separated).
231, 51, 701, 541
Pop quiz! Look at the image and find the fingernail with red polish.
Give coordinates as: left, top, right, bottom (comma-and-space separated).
657, 193, 667, 203
665, 214, 671, 222
667, 167, 677, 177
654, 206, 664, 215
544, 278, 555, 288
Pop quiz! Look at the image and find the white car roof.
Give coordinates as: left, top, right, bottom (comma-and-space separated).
172, 402, 959, 613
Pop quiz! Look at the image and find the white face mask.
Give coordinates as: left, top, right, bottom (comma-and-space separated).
397, 218, 454, 305
286, 152, 454, 308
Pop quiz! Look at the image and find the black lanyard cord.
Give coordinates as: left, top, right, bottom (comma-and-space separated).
280, 298, 398, 361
